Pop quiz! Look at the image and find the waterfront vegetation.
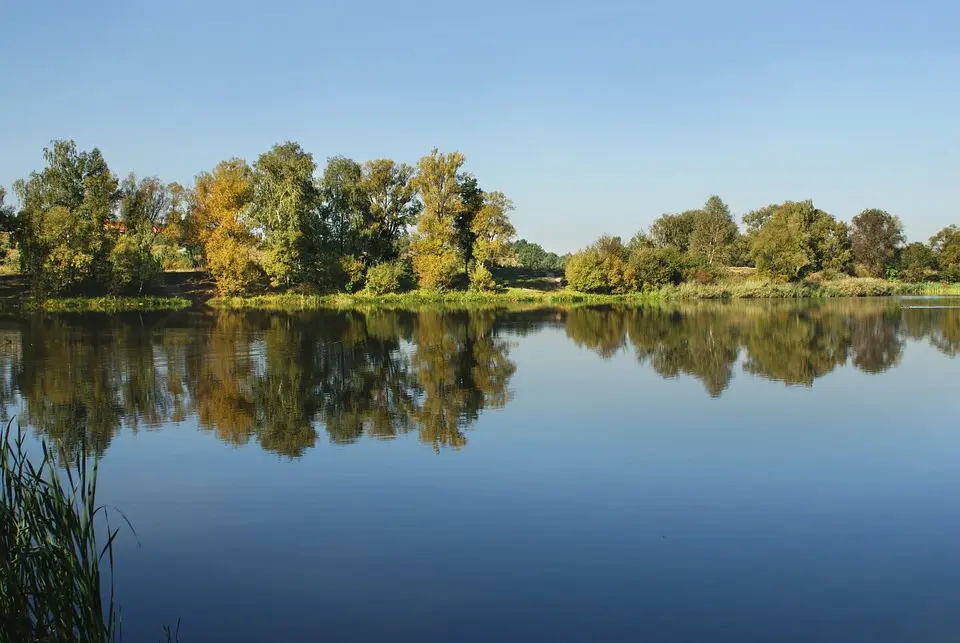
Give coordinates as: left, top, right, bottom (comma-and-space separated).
2, 140, 960, 310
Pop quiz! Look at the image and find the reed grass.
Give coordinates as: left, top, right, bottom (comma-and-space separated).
0, 423, 176, 642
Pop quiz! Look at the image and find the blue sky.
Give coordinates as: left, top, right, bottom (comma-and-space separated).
1, 0, 957, 252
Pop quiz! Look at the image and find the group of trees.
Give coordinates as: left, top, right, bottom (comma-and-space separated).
5, 141, 518, 295
566, 196, 960, 293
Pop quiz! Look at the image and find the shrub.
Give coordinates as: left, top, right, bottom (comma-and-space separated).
365, 261, 406, 295
565, 236, 635, 294
339, 254, 366, 292
469, 264, 497, 291
629, 247, 682, 289
411, 248, 460, 290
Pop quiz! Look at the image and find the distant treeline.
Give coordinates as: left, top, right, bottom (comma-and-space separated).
565, 197, 960, 294
2, 140, 958, 297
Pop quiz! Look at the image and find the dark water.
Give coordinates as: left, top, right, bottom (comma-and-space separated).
3, 298, 960, 642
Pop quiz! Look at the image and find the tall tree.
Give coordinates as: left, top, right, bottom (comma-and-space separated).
849, 208, 905, 277
250, 142, 321, 287
358, 159, 421, 265
409, 148, 465, 288
190, 159, 258, 294
689, 195, 738, 264
455, 173, 484, 274
319, 156, 363, 257
13, 140, 118, 294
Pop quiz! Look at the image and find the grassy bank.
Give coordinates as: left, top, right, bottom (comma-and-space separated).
23, 295, 192, 313
210, 278, 960, 310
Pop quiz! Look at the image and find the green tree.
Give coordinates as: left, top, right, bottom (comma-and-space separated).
319, 156, 363, 258
629, 246, 684, 289
689, 195, 738, 265
359, 159, 421, 264
250, 142, 322, 287
899, 242, 937, 282
110, 175, 169, 293
750, 201, 851, 280
649, 210, 698, 251
512, 239, 563, 271
409, 149, 465, 289
931, 225, 960, 282
455, 173, 484, 275
14, 140, 119, 294
850, 208, 905, 277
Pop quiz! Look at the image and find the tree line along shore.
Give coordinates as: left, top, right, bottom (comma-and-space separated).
0, 139, 958, 310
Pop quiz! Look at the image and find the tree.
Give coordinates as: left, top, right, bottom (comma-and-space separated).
110, 174, 169, 293
689, 195, 738, 265
319, 156, 363, 258
850, 208, 905, 277
409, 149, 465, 289
512, 239, 563, 271
190, 159, 259, 294
0, 188, 16, 264
455, 173, 484, 275
359, 159, 421, 265
471, 192, 516, 270
750, 200, 851, 280
931, 225, 960, 281
250, 142, 322, 287
899, 241, 937, 282
565, 235, 635, 294
742, 204, 778, 236
629, 246, 683, 289
649, 210, 697, 251
14, 140, 118, 294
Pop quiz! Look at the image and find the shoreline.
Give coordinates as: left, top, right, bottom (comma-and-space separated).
4, 277, 957, 313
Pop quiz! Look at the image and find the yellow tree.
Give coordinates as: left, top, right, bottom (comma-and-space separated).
189, 159, 259, 294
410, 149, 464, 288
469, 191, 516, 289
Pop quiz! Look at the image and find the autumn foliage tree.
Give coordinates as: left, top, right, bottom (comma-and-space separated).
189, 158, 260, 294
409, 149, 465, 289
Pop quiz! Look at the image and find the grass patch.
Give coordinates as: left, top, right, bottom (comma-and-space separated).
23, 296, 191, 313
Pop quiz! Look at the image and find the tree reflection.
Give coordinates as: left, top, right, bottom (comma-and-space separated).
0, 301, 955, 457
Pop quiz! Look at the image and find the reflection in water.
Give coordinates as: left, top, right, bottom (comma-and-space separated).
0, 299, 956, 456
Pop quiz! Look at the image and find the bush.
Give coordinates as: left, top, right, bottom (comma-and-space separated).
339, 254, 366, 292
469, 264, 497, 291
411, 249, 460, 290
365, 261, 406, 295
109, 235, 161, 294
629, 247, 682, 289
565, 236, 635, 294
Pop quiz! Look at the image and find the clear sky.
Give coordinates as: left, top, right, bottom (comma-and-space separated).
1, 0, 957, 252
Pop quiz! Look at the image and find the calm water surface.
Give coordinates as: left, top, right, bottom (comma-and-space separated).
2, 298, 959, 642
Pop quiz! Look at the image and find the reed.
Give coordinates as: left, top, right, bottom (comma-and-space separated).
0, 423, 175, 642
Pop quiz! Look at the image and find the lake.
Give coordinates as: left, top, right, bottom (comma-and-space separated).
2, 298, 959, 642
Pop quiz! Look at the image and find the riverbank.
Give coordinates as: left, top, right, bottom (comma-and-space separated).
1, 271, 958, 312
211, 278, 960, 310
